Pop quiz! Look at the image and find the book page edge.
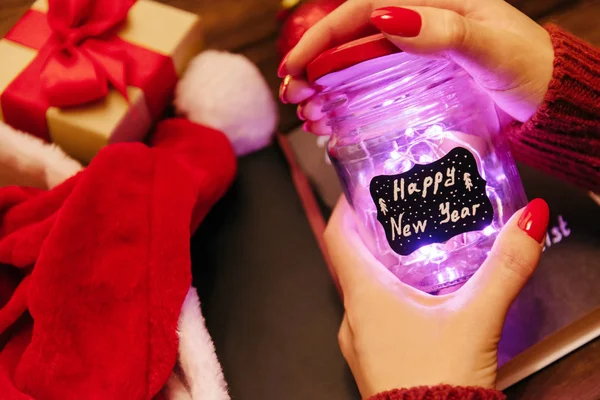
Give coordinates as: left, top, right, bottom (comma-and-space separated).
497, 305, 600, 390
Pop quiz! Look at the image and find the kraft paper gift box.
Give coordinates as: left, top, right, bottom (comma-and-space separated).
0, 0, 203, 163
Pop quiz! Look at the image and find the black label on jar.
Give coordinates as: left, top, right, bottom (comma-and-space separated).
369, 147, 494, 256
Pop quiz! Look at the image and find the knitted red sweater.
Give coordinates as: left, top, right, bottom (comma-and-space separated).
368, 24, 599, 400
506, 24, 600, 192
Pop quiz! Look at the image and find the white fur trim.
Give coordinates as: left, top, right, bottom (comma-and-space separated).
175, 50, 277, 156
0, 122, 83, 189
0, 123, 228, 399
165, 287, 230, 400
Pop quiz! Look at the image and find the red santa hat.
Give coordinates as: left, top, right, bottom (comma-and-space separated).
0, 48, 276, 400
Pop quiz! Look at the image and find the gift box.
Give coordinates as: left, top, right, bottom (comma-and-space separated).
0, 0, 203, 163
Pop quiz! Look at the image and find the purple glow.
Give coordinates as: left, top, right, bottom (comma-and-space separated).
435, 268, 459, 284
389, 150, 401, 160
483, 225, 495, 236
415, 243, 449, 264
418, 154, 433, 163
426, 124, 443, 136
321, 52, 527, 293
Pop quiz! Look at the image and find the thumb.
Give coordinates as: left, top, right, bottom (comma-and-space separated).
465, 199, 550, 314
324, 196, 399, 298
369, 6, 518, 78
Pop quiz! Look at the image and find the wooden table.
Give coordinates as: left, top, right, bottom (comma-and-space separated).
2, 0, 600, 398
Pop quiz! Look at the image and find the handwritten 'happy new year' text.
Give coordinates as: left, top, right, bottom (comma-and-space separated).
370, 147, 494, 256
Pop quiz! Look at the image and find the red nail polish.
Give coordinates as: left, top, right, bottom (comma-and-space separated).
517, 198, 550, 243
370, 7, 422, 38
279, 75, 291, 104
278, 53, 290, 78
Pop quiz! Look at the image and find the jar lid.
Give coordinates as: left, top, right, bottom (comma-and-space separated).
306, 33, 401, 83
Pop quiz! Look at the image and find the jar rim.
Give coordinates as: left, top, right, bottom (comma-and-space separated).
306, 33, 402, 83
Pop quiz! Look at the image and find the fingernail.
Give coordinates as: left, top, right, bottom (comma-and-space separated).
278, 52, 290, 78
279, 75, 292, 104
370, 7, 422, 37
297, 103, 306, 120
518, 198, 550, 243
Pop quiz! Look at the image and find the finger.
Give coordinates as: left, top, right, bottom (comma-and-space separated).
324, 196, 398, 296
370, 6, 477, 54
299, 96, 327, 121
464, 199, 549, 314
369, 6, 510, 66
279, 76, 315, 104
303, 118, 332, 136
373, 5, 508, 61
285, 0, 471, 76
369, 6, 524, 81
370, 5, 553, 121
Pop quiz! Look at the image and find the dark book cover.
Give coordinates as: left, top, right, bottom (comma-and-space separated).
496, 161, 600, 389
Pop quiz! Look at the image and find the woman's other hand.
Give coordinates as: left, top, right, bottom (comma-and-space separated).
324, 197, 549, 398
279, 0, 554, 134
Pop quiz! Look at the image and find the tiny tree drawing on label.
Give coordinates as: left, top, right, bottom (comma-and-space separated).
379, 198, 388, 216
464, 172, 473, 192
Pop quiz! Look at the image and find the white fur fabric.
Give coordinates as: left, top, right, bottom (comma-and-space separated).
0, 122, 83, 189
165, 288, 230, 400
175, 50, 278, 156
0, 121, 229, 400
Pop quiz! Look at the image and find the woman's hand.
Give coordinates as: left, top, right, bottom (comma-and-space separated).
279, 0, 555, 134
324, 197, 549, 398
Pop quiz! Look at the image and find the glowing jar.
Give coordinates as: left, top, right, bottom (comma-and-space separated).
307, 35, 527, 293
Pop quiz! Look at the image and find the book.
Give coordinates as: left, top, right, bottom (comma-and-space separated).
279, 127, 600, 390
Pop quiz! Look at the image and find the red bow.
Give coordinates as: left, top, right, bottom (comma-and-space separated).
41, 0, 136, 107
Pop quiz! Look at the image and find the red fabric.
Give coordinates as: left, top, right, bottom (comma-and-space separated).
506, 24, 600, 193
4, 10, 51, 49
0, 118, 237, 399
1, 1, 178, 140
42, 0, 135, 106
368, 385, 506, 400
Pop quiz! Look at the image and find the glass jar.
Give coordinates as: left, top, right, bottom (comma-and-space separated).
307, 35, 527, 293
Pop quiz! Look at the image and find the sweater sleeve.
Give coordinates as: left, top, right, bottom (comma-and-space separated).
505, 24, 600, 192
367, 385, 506, 399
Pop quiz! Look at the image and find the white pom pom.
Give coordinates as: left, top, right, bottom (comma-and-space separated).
175, 50, 278, 156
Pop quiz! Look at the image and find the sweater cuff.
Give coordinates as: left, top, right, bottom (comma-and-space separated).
368, 385, 506, 400
506, 24, 600, 192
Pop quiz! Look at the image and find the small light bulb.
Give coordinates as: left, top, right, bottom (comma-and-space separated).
483, 225, 495, 236
418, 244, 448, 263
384, 159, 396, 172
426, 124, 443, 136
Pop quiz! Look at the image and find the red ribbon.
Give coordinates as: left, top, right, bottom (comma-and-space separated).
43, 0, 135, 106
2, 0, 177, 141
